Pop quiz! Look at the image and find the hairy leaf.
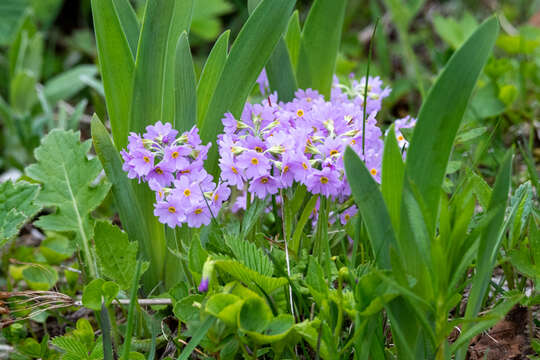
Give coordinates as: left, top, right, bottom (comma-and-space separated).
0, 181, 41, 247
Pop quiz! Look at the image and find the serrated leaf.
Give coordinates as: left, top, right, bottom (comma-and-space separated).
94, 221, 146, 290
0, 180, 41, 247
25, 130, 111, 278
214, 259, 287, 294
226, 236, 273, 277
52, 336, 89, 358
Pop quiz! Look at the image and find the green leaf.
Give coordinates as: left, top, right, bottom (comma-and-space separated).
284, 11, 301, 70
296, 0, 347, 97
214, 259, 288, 294
43, 65, 98, 104
82, 279, 119, 311
90, 116, 157, 285
266, 39, 297, 102
22, 264, 58, 291
111, 0, 140, 56
177, 316, 216, 360
174, 32, 197, 132
94, 221, 146, 290
205, 293, 243, 327
402, 16, 499, 234
91, 0, 135, 149
433, 13, 478, 49
344, 147, 397, 269
10, 70, 38, 113
0, 180, 41, 247
40, 233, 75, 264
161, 0, 194, 126
381, 125, 405, 233
25, 130, 111, 279
0, 0, 28, 46
199, 0, 296, 175
226, 235, 273, 277
196, 30, 229, 126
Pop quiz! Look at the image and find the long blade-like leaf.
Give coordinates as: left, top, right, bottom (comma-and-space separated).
344, 147, 397, 269
401, 16, 499, 233
296, 0, 347, 97
91, 0, 135, 150
199, 0, 296, 175
196, 31, 230, 126
111, 0, 140, 56
381, 125, 405, 233
174, 32, 197, 132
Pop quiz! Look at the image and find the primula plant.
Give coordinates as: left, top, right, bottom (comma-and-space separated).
1, 0, 539, 359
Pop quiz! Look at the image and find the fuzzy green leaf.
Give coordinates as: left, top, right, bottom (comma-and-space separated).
94, 221, 146, 290
25, 130, 111, 278
0, 181, 41, 247
214, 259, 287, 294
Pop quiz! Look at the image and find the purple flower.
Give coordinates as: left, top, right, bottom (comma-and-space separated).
340, 205, 358, 225
186, 205, 211, 228
128, 149, 155, 177
198, 277, 209, 292
154, 196, 184, 228
256, 69, 269, 96
144, 121, 178, 145
146, 164, 174, 187
306, 167, 341, 198
249, 175, 279, 199
220, 152, 245, 190
236, 150, 270, 179
161, 145, 190, 171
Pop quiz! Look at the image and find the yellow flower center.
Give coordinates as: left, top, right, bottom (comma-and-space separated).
251, 157, 259, 165
168, 206, 176, 213
306, 97, 312, 102
195, 208, 203, 215
183, 189, 191, 197
181, 169, 190, 174
330, 149, 339, 156
345, 214, 350, 221
231, 166, 238, 174
297, 109, 304, 117
255, 146, 263, 153
155, 167, 163, 174
397, 135, 404, 141
351, 139, 356, 145
302, 162, 308, 170
143, 156, 150, 163
283, 165, 289, 174
214, 193, 219, 201
158, 190, 163, 198
370, 168, 378, 176
320, 176, 329, 184
261, 177, 269, 184
172, 151, 179, 159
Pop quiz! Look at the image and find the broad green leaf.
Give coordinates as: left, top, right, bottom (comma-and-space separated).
10, 70, 38, 113
284, 11, 301, 70
174, 32, 197, 132
94, 221, 146, 290
8, 15, 39, 79
25, 130, 111, 278
381, 125, 405, 233
344, 147, 397, 269
196, 30, 229, 126
52, 336, 91, 359
22, 264, 58, 291
111, 0, 140, 56
0, 180, 41, 247
433, 13, 478, 49
0, 0, 28, 46
266, 39, 297, 102
190, 0, 233, 41
214, 259, 288, 294
91, 0, 135, 149
40, 233, 75, 264
402, 16, 499, 234
238, 296, 272, 332
82, 279, 119, 311
43, 65, 98, 104
161, 0, 194, 125
226, 235, 273, 276
205, 293, 243, 327
296, 0, 347, 97
90, 116, 156, 284
199, 0, 296, 175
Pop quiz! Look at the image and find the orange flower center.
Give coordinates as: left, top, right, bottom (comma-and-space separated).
283, 165, 289, 174
330, 149, 339, 156
181, 169, 190, 174
370, 168, 378, 176
231, 166, 238, 174
397, 135, 404, 141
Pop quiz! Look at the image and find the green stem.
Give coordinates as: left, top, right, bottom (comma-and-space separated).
121, 259, 143, 360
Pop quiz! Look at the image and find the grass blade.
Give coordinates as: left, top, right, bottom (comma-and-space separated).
401, 16, 499, 233
343, 147, 397, 269
199, 0, 296, 175
91, 0, 135, 150
196, 31, 230, 126
100, 303, 114, 360
284, 11, 301, 70
174, 32, 197, 132
296, 0, 347, 97
266, 39, 297, 102
177, 316, 216, 360
121, 258, 144, 360
381, 125, 405, 234
111, 0, 140, 56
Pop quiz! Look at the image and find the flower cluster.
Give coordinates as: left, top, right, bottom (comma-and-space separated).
218, 74, 392, 206
121, 122, 230, 228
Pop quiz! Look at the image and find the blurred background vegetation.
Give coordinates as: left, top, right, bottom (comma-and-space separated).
0, 0, 538, 184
